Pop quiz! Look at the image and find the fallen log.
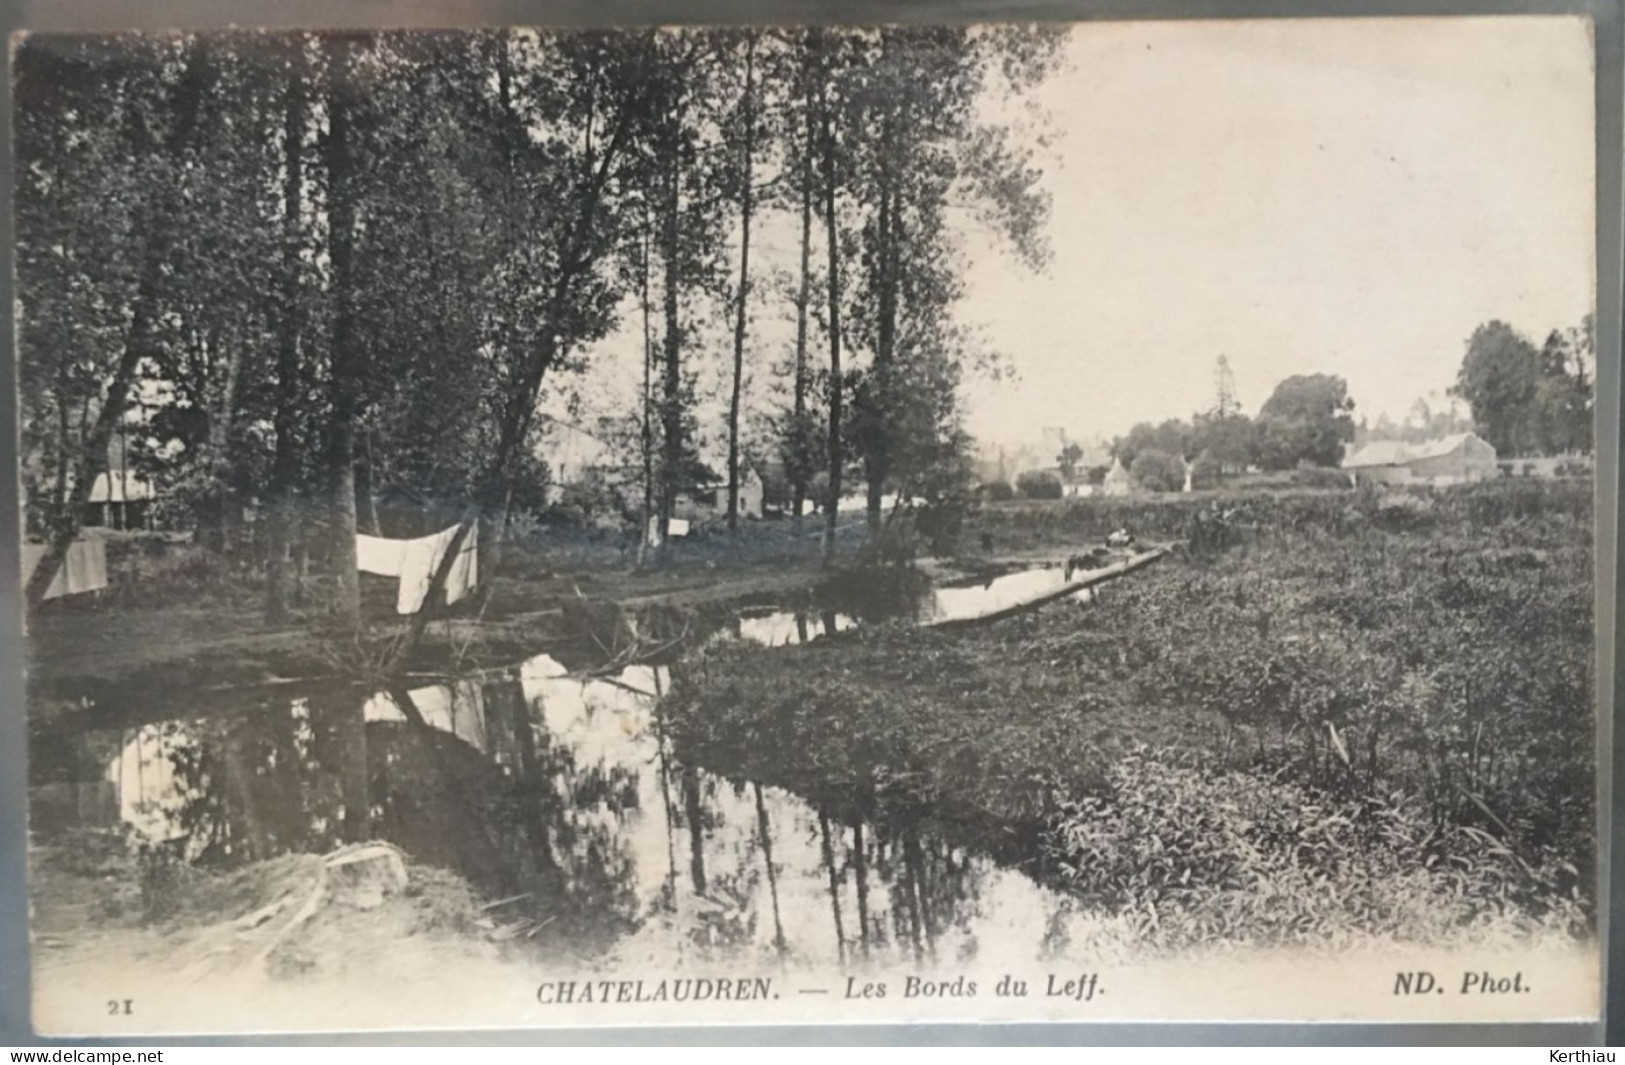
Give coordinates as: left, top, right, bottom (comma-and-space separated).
927, 547, 1168, 630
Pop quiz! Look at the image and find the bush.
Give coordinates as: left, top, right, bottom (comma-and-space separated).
1187, 502, 1245, 556
1130, 448, 1185, 493
982, 480, 1016, 503
1365, 491, 1437, 533
1290, 465, 1353, 490
1189, 451, 1223, 491
914, 498, 969, 555
1016, 470, 1063, 500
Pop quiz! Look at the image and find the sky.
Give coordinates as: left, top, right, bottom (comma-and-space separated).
553, 17, 1596, 461
957, 17, 1597, 449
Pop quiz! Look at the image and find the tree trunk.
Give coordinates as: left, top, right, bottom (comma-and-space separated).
356, 427, 380, 535
865, 178, 895, 537
658, 97, 685, 551
638, 214, 655, 568
866, 98, 903, 539
726, 38, 756, 533
324, 34, 363, 628
791, 78, 814, 538
382, 88, 638, 676
818, 57, 843, 568
51, 372, 71, 536
265, 38, 307, 623
25, 44, 211, 609
215, 328, 245, 552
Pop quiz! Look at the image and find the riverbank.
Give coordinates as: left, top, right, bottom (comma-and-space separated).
663, 479, 1596, 949
24, 517, 872, 726
30, 829, 513, 989
22, 500, 1114, 728
24, 479, 1597, 1025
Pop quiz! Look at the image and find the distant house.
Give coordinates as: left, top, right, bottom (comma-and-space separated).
1341, 432, 1498, 486
999, 436, 1113, 498
1102, 456, 1134, 497
674, 459, 766, 522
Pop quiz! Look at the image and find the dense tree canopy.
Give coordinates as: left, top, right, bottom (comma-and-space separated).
17, 27, 1064, 619
1451, 317, 1592, 457
1253, 374, 1356, 471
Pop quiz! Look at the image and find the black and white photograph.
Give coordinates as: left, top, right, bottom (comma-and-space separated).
13, 16, 1603, 1034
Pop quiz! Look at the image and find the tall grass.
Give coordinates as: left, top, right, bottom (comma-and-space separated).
667, 480, 1597, 946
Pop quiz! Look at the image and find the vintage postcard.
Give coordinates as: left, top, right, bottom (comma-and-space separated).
14, 16, 1604, 1036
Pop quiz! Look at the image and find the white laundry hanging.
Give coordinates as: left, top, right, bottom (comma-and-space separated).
22, 538, 108, 600
356, 522, 478, 615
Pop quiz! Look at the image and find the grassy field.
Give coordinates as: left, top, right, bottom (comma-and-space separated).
663, 479, 1597, 949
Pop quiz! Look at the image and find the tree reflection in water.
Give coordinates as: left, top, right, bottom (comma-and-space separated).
41, 650, 1059, 968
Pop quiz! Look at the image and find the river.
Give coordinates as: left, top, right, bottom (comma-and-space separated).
30, 559, 1137, 970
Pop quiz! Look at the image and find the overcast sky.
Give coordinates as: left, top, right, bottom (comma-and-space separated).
960, 16, 1596, 447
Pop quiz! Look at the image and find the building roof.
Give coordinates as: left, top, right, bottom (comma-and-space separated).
1341, 432, 1488, 469
1073, 441, 1114, 469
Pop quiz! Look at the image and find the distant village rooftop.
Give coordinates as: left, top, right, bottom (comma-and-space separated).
1341, 432, 1486, 470
1341, 431, 1498, 486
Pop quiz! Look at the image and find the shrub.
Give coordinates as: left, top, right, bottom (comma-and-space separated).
1186, 503, 1245, 556
1016, 470, 1063, 500
914, 498, 969, 555
982, 480, 1016, 503
1290, 465, 1353, 490
1366, 491, 1437, 533
1189, 451, 1223, 491
1130, 448, 1185, 493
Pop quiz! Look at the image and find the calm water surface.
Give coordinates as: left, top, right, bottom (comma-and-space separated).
32, 561, 1127, 969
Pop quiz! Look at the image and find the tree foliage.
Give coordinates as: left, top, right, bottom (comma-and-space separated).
16, 27, 1063, 619
1129, 447, 1184, 493
1254, 373, 1356, 470
1451, 317, 1593, 458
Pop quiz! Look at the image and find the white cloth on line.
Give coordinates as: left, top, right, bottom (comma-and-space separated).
668, 518, 690, 538
442, 522, 478, 611
371, 522, 478, 615
356, 533, 408, 577
22, 538, 108, 600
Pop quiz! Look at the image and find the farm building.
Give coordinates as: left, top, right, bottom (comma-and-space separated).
1340, 432, 1498, 486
